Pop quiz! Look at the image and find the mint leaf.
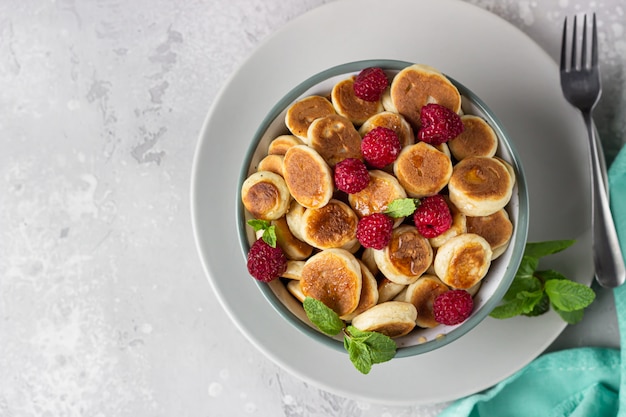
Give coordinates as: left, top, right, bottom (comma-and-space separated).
523, 293, 550, 317
516, 290, 546, 314
515, 256, 539, 280
303, 297, 344, 336
246, 219, 277, 247
384, 198, 419, 218
347, 326, 396, 363
524, 240, 575, 259
502, 274, 541, 302
247, 219, 270, 232
344, 326, 396, 374
544, 280, 595, 312
490, 295, 529, 319
303, 298, 397, 374
535, 269, 568, 282
490, 239, 595, 324
553, 306, 584, 324
346, 337, 373, 374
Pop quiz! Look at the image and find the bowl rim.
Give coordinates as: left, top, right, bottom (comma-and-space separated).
236, 59, 529, 357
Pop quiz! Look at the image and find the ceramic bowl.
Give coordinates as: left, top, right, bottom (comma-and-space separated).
237, 59, 529, 358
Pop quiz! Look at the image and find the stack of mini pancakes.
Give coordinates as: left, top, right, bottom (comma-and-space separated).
241, 63, 515, 340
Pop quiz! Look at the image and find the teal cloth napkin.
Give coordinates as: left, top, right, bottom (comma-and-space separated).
439, 146, 626, 417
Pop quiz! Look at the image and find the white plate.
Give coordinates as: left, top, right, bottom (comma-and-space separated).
191, 0, 593, 405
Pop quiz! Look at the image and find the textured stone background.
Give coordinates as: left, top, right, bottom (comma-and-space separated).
1, 1, 624, 416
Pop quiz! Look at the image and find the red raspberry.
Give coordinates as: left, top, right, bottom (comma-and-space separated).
361, 127, 401, 169
413, 195, 452, 238
334, 158, 370, 194
353, 67, 389, 101
356, 213, 394, 250
246, 239, 287, 283
433, 290, 474, 325
418, 103, 464, 145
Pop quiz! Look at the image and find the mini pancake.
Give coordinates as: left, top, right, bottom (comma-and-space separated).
393, 141, 453, 198
268, 135, 304, 156
300, 248, 362, 317
241, 170, 291, 220
257, 154, 284, 176
428, 197, 467, 249
300, 199, 359, 251
286, 279, 306, 302
341, 261, 380, 321
350, 301, 417, 338
466, 208, 513, 260
281, 260, 305, 279
448, 156, 515, 216
273, 217, 313, 261
374, 225, 433, 285
285, 95, 336, 140
384, 64, 462, 129
448, 115, 498, 161
434, 233, 492, 290
331, 76, 384, 126
359, 111, 415, 148
306, 114, 362, 167
403, 275, 450, 328
361, 247, 379, 275
348, 170, 407, 219
285, 199, 307, 241
377, 278, 406, 303
283, 145, 334, 209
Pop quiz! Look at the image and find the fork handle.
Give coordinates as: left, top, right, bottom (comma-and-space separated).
584, 112, 626, 288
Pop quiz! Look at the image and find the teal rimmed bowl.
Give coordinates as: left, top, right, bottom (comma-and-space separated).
236, 59, 529, 358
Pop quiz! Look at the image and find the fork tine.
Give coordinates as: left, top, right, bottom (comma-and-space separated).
581, 14, 588, 68
571, 15, 578, 70
592, 13, 598, 67
560, 17, 568, 71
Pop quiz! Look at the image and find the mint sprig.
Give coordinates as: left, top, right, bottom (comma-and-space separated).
384, 198, 420, 218
303, 297, 397, 374
247, 219, 277, 247
489, 240, 595, 324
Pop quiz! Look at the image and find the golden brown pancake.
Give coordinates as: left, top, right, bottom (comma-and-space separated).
385, 64, 462, 128
434, 233, 492, 289
241, 170, 291, 220
448, 115, 498, 161
281, 260, 305, 279
331, 76, 384, 125
286, 279, 306, 302
282, 145, 333, 209
393, 141, 453, 198
377, 278, 406, 303
359, 111, 415, 149
285, 95, 336, 140
300, 248, 362, 317
272, 217, 313, 261
257, 154, 284, 176
268, 135, 304, 156
285, 199, 307, 241
374, 225, 433, 285
341, 261, 380, 321
466, 208, 513, 259
300, 199, 359, 250
306, 114, 363, 167
448, 156, 514, 216
348, 170, 407, 218
351, 301, 417, 338
361, 247, 379, 275
403, 275, 450, 328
